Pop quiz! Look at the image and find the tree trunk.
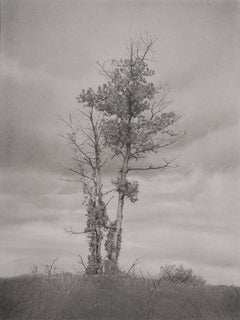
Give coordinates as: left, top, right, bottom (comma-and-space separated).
105, 112, 132, 271
106, 154, 129, 271
111, 190, 124, 262
86, 130, 106, 275
87, 226, 102, 275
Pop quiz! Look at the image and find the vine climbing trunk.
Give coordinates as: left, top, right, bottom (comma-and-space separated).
85, 108, 107, 275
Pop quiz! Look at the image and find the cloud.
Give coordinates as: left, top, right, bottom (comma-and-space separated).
119, 168, 240, 278
0, 168, 86, 227
1, 56, 108, 173
0, 222, 87, 276
180, 123, 240, 173
169, 50, 240, 150
1, 57, 80, 171
127, 168, 240, 227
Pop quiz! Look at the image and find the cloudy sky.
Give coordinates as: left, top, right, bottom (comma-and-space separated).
1, 0, 240, 285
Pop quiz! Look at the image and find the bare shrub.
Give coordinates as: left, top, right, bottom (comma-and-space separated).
159, 264, 206, 287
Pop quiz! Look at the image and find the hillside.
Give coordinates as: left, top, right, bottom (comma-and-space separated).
0, 270, 239, 320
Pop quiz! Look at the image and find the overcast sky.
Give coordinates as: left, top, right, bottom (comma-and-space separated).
1, 0, 240, 285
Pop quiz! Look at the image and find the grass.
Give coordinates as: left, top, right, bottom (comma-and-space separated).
0, 267, 239, 320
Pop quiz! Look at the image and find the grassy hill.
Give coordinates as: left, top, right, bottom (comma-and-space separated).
0, 268, 239, 320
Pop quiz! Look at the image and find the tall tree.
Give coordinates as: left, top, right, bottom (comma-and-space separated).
61, 34, 184, 273
60, 104, 108, 274
93, 34, 184, 268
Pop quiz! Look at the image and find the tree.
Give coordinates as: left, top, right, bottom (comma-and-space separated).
59, 106, 108, 275
92, 34, 184, 269
61, 34, 184, 273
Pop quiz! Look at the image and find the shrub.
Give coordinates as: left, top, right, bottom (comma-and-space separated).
159, 264, 206, 286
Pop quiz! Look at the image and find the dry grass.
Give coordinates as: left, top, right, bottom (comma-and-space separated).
0, 268, 239, 320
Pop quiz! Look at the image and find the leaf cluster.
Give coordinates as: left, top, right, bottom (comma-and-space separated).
112, 177, 139, 203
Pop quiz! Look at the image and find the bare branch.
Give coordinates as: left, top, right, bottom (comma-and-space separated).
58, 176, 84, 183
58, 115, 74, 130
129, 132, 185, 159
140, 33, 158, 61
65, 226, 87, 235
78, 255, 87, 272
154, 132, 185, 149
68, 136, 95, 170
80, 128, 95, 145
149, 94, 171, 121
57, 162, 96, 183
128, 163, 170, 172
48, 257, 58, 276
126, 258, 141, 276
103, 196, 114, 210
102, 188, 116, 196
96, 60, 112, 79
128, 156, 179, 172
100, 157, 109, 168
78, 109, 91, 119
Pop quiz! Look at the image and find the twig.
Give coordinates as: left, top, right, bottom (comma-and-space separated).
78, 255, 87, 272
65, 226, 87, 235
126, 258, 141, 276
